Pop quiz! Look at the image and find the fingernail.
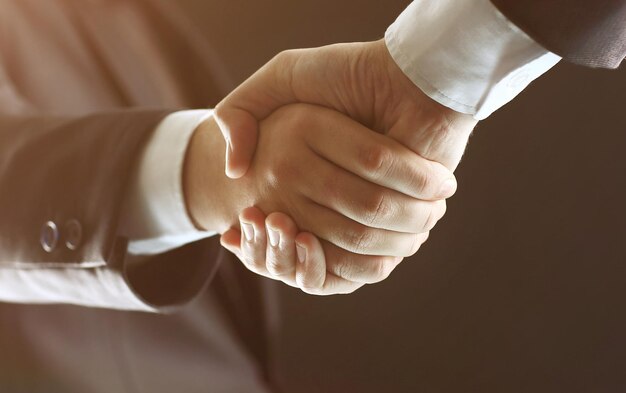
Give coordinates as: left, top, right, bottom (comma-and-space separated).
438, 178, 457, 198
296, 243, 306, 264
268, 228, 280, 247
241, 222, 254, 242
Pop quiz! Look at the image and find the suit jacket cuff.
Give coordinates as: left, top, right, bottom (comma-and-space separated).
0, 109, 221, 311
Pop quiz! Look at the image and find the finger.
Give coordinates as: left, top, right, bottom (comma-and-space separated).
295, 233, 365, 295
220, 229, 243, 259
226, 210, 371, 294
239, 207, 269, 274
221, 229, 273, 280
265, 212, 298, 282
303, 109, 457, 200
298, 155, 447, 233
321, 232, 428, 284
386, 108, 477, 172
297, 199, 428, 257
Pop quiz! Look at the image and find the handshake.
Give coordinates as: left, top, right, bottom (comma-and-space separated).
184, 39, 477, 295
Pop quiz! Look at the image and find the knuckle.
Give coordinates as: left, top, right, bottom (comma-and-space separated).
265, 158, 299, 186
299, 279, 322, 295
273, 49, 295, 64
242, 252, 264, 271
396, 233, 421, 258
278, 105, 319, 136
366, 258, 391, 283
362, 189, 392, 226
299, 286, 318, 295
334, 259, 357, 281
285, 104, 310, 126
418, 115, 457, 159
412, 162, 435, 196
439, 199, 448, 219
266, 257, 289, 277
423, 205, 437, 232
348, 225, 378, 254
299, 286, 314, 295
359, 145, 394, 177
321, 174, 341, 202
409, 234, 424, 256
341, 287, 358, 295
330, 253, 394, 285
425, 200, 446, 230
272, 49, 300, 91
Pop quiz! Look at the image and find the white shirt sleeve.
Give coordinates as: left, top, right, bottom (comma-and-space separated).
120, 110, 217, 256
385, 0, 562, 120
0, 111, 220, 311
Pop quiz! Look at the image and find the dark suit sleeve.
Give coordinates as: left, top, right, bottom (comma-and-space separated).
0, 111, 221, 311
491, 0, 626, 68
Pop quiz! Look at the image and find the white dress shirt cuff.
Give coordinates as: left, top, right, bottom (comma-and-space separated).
121, 110, 217, 256
385, 0, 562, 120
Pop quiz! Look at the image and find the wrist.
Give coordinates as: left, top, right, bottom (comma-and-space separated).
183, 117, 240, 234
378, 38, 477, 128
369, 38, 477, 171
384, 0, 560, 119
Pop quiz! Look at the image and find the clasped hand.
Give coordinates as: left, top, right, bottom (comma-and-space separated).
185, 104, 455, 294
189, 39, 477, 295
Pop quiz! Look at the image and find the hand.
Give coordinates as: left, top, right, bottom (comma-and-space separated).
221, 207, 368, 295
214, 39, 478, 178
220, 206, 427, 295
184, 104, 452, 293
213, 39, 477, 293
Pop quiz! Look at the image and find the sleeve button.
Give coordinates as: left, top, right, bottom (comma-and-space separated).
64, 219, 83, 251
40, 221, 59, 253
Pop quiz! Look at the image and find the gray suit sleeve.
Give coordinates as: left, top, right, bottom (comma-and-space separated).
0, 110, 221, 311
491, 0, 626, 68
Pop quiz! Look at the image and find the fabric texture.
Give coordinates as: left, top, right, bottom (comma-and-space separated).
0, 0, 227, 311
0, 0, 276, 391
121, 109, 216, 256
491, 0, 626, 68
385, 0, 561, 119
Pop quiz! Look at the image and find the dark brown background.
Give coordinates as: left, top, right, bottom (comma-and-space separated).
181, 1, 626, 392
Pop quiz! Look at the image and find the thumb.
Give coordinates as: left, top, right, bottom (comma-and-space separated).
214, 51, 299, 178
214, 105, 259, 179
220, 229, 243, 256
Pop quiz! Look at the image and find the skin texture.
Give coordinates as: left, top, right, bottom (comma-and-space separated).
212, 39, 478, 294
184, 104, 451, 294
215, 39, 477, 176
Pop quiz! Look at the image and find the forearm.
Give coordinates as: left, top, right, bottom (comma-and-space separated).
0, 109, 168, 266
0, 109, 224, 311
0, 109, 167, 309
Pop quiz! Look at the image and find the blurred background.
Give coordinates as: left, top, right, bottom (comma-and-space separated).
181, 1, 626, 391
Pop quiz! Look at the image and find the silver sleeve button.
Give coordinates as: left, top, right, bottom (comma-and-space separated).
64, 219, 83, 251
41, 221, 59, 253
